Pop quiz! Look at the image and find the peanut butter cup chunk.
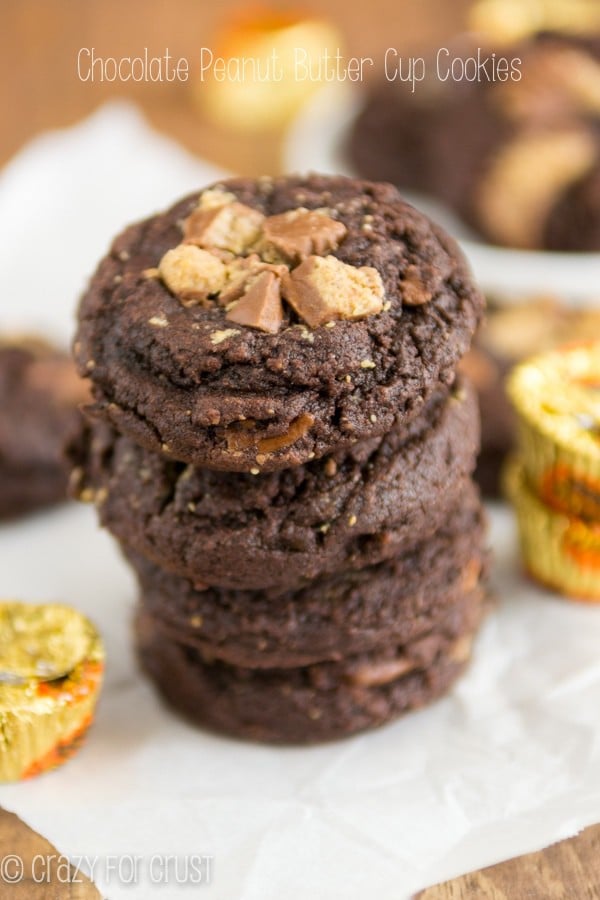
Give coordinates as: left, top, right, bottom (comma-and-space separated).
226, 270, 284, 334
283, 255, 384, 327
261, 208, 347, 263
183, 191, 264, 254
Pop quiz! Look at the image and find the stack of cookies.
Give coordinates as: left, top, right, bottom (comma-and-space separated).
72, 175, 487, 743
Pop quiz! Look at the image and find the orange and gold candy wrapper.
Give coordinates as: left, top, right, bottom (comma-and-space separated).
0, 602, 104, 781
506, 343, 600, 601
507, 344, 600, 520
505, 459, 600, 602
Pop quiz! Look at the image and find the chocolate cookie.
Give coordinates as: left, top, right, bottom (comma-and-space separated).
0, 337, 88, 519
135, 585, 485, 744
544, 161, 600, 252
75, 174, 483, 472
71, 377, 479, 590
350, 33, 600, 252
128, 483, 486, 668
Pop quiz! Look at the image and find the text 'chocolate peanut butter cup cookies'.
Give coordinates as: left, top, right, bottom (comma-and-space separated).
75, 175, 483, 472
73, 173, 487, 744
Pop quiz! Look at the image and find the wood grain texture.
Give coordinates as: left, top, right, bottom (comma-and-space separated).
417, 824, 600, 899
0, 0, 470, 174
0, 807, 100, 899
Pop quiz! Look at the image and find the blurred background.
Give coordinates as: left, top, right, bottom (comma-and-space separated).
1, 0, 471, 173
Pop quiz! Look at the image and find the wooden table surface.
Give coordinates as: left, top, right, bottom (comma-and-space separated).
1, 0, 470, 174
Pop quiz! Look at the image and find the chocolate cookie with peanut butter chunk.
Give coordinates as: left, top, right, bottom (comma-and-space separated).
0, 336, 89, 519
70, 377, 479, 591
74, 174, 483, 472
135, 582, 486, 744
127, 484, 486, 669
350, 32, 600, 251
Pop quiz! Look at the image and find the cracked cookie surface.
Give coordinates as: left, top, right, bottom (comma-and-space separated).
127, 485, 486, 668
75, 174, 483, 471
71, 378, 479, 590
135, 582, 486, 744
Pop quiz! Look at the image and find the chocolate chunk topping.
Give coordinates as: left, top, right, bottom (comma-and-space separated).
226, 270, 283, 334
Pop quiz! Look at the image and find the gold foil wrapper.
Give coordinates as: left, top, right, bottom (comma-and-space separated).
194, 9, 343, 132
507, 343, 600, 520
505, 458, 600, 602
0, 602, 104, 782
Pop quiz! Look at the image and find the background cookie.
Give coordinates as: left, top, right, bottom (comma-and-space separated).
349, 33, 600, 252
0, 336, 88, 519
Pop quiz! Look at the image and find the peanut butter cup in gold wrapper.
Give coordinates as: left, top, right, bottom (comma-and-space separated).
505, 458, 600, 602
194, 6, 343, 132
0, 602, 104, 781
507, 343, 600, 522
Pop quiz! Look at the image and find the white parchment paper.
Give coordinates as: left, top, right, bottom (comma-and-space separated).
1, 106, 600, 900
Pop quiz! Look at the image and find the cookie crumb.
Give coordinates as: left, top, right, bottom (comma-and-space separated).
184, 197, 264, 255
295, 325, 315, 343
210, 328, 240, 345
148, 315, 168, 327
324, 458, 337, 477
